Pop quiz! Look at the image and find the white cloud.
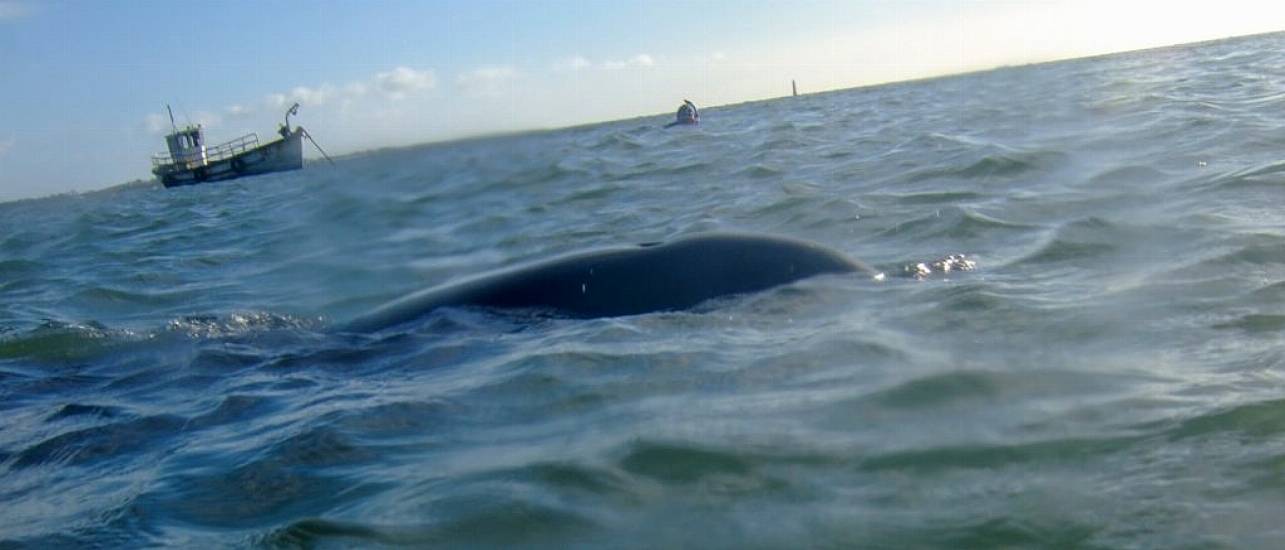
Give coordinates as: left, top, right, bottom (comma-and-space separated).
225, 104, 254, 119
144, 113, 170, 135
142, 110, 221, 135
603, 53, 656, 70
142, 64, 440, 142
344, 82, 369, 97
555, 55, 592, 72
268, 84, 338, 108
456, 66, 518, 97
192, 111, 222, 128
375, 66, 436, 99
254, 67, 431, 113
0, 136, 14, 157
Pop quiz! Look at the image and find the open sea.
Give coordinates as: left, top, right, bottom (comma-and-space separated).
5, 32, 1285, 548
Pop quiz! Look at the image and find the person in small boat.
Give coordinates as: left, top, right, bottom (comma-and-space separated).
664, 100, 699, 128
676, 99, 698, 124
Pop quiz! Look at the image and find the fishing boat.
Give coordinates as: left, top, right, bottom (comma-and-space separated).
150, 103, 325, 188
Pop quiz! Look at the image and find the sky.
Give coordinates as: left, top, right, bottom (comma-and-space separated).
1, 0, 1283, 202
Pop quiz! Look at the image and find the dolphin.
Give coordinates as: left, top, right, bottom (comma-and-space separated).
341, 232, 881, 332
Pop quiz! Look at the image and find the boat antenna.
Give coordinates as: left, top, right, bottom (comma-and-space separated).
166, 104, 177, 132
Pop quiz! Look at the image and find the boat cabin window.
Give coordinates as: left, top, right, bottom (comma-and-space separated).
174, 129, 202, 149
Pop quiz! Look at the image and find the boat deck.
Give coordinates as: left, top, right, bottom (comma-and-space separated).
151, 133, 261, 168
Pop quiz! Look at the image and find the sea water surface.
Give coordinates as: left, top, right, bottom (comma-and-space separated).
5, 32, 1285, 548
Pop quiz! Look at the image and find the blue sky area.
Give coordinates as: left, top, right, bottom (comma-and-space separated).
1, 0, 1282, 201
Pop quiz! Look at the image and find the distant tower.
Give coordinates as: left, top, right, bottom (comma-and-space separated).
792, 80, 798, 97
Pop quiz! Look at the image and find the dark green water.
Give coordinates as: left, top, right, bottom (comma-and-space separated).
4, 32, 1285, 548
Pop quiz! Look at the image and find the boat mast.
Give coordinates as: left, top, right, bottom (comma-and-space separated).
166, 104, 177, 132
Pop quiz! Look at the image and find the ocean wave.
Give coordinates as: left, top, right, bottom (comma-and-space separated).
70, 286, 208, 311
46, 403, 126, 421
856, 369, 1110, 410
875, 206, 1031, 243
894, 146, 1067, 184
1246, 280, 1285, 302
320, 399, 458, 437
734, 163, 783, 179
1011, 216, 1129, 266
609, 160, 713, 183
0, 320, 140, 362
1162, 236, 1285, 286
0, 313, 319, 366
165, 312, 322, 339
1017, 238, 1118, 266
1083, 165, 1169, 187
1166, 398, 1285, 440
12, 414, 186, 469
864, 190, 985, 205
188, 394, 282, 429
858, 435, 1139, 474
1200, 159, 1285, 189
261, 498, 594, 548
0, 258, 42, 279
617, 440, 755, 485
587, 131, 647, 151
146, 460, 377, 530
1212, 314, 1285, 334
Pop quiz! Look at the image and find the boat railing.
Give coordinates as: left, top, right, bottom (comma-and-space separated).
151, 133, 260, 167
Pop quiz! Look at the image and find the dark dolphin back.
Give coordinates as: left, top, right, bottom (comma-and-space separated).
608, 233, 873, 314
341, 233, 874, 332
